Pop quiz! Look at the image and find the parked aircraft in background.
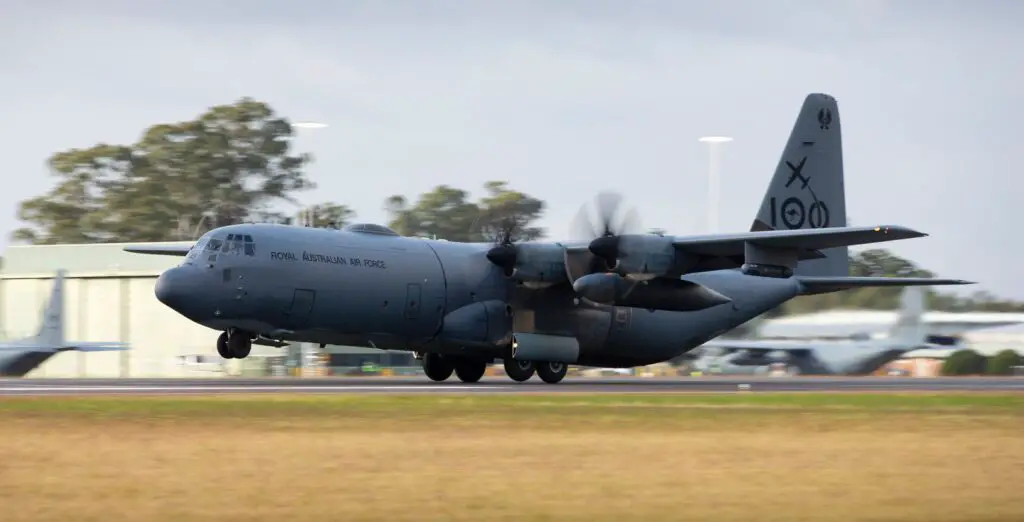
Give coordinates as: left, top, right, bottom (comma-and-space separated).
682, 286, 950, 375
0, 270, 129, 377
126, 93, 971, 384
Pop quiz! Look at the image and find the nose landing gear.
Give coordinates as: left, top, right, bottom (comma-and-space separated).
216, 329, 253, 359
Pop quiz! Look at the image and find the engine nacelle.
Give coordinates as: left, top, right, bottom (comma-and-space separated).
766, 350, 790, 362
436, 300, 513, 349
511, 333, 580, 363
489, 243, 568, 289
571, 273, 732, 312
592, 234, 700, 278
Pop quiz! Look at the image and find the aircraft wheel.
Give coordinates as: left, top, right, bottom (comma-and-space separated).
536, 362, 568, 384
423, 353, 454, 382
227, 332, 252, 359
503, 358, 535, 382
454, 358, 487, 383
217, 332, 234, 359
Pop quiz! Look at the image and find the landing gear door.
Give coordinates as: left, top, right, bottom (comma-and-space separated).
285, 289, 316, 330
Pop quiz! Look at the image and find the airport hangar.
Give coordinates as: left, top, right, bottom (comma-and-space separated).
0, 241, 416, 378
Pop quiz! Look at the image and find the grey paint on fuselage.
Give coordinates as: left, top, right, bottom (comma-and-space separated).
156, 223, 802, 368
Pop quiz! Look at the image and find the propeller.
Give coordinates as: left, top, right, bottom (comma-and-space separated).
569, 191, 644, 271
484, 215, 524, 277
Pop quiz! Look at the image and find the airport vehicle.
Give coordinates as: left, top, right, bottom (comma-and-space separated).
125, 93, 971, 384
0, 270, 129, 377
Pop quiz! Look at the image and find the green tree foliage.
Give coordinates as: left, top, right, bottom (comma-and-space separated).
385, 181, 545, 242
941, 349, 988, 376
985, 349, 1022, 375
292, 202, 356, 229
14, 98, 322, 244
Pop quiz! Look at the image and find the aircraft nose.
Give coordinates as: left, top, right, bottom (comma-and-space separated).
154, 268, 187, 309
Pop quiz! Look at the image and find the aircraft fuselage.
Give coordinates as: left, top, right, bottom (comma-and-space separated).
155, 224, 802, 368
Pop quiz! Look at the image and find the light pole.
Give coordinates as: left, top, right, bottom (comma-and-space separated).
698, 136, 733, 234
292, 121, 328, 227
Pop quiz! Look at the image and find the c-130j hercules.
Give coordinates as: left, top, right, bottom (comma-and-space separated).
126, 93, 972, 384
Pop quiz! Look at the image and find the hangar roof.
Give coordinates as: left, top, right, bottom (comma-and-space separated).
0, 241, 190, 279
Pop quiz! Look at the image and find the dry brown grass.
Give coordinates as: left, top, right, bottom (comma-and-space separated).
0, 393, 1022, 522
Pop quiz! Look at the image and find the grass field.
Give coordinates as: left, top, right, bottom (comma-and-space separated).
1, 392, 1022, 522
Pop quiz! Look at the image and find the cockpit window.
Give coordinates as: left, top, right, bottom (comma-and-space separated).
213, 233, 256, 257
186, 238, 208, 261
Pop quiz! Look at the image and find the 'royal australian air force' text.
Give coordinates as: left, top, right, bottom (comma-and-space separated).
270, 251, 387, 269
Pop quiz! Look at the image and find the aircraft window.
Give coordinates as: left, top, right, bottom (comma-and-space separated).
244, 242, 255, 256
205, 239, 223, 252
244, 235, 253, 242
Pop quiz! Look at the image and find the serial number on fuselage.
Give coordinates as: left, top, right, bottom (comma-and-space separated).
270, 251, 387, 269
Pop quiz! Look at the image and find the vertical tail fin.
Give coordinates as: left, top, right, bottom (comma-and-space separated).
887, 286, 926, 344
33, 270, 66, 347
751, 93, 848, 276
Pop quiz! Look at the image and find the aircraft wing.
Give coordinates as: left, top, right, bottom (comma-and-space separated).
670, 225, 924, 258
698, 339, 816, 354
123, 244, 194, 256
796, 276, 974, 295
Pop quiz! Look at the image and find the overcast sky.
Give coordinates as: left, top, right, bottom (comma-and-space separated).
1, 1, 1020, 298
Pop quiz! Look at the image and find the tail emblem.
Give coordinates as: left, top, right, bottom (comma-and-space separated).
817, 108, 833, 130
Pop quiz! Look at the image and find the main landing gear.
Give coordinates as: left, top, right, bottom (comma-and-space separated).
503, 358, 568, 384
216, 330, 252, 359
420, 354, 568, 384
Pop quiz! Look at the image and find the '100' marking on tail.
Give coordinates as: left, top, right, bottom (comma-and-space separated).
769, 197, 830, 230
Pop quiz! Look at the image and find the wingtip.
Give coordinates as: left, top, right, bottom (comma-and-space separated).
872, 225, 927, 238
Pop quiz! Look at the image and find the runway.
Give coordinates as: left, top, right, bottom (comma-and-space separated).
0, 376, 1022, 395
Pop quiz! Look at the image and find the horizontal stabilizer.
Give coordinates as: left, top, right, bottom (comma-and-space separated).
64, 342, 130, 352
672, 226, 925, 258
796, 276, 974, 296
0, 342, 129, 353
123, 244, 193, 256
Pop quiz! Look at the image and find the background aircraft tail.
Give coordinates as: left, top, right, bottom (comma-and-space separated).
15, 270, 128, 352
32, 269, 66, 347
750, 93, 848, 277
887, 286, 927, 344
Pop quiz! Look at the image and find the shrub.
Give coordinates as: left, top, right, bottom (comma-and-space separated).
985, 349, 1022, 376
941, 349, 987, 376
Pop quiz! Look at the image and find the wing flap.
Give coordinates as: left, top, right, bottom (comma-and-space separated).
672, 226, 925, 257
796, 276, 974, 295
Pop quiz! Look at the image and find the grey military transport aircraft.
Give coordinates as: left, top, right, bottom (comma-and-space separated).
682, 285, 945, 376
1, 270, 129, 377
126, 93, 972, 384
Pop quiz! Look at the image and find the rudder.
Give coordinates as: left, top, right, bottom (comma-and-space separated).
33, 270, 66, 347
751, 93, 848, 277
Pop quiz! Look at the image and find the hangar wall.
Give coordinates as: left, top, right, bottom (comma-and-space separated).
0, 241, 238, 378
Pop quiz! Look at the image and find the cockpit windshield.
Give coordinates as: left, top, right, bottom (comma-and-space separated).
218, 233, 256, 256
185, 232, 257, 265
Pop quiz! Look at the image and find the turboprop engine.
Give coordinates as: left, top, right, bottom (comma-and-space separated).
571, 273, 732, 312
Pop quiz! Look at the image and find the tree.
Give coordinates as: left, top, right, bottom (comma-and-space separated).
985, 349, 1022, 376
941, 349, 988, 376
295, 203, 356, 229
14, 97, 317, 244
385, 181, 545, 242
